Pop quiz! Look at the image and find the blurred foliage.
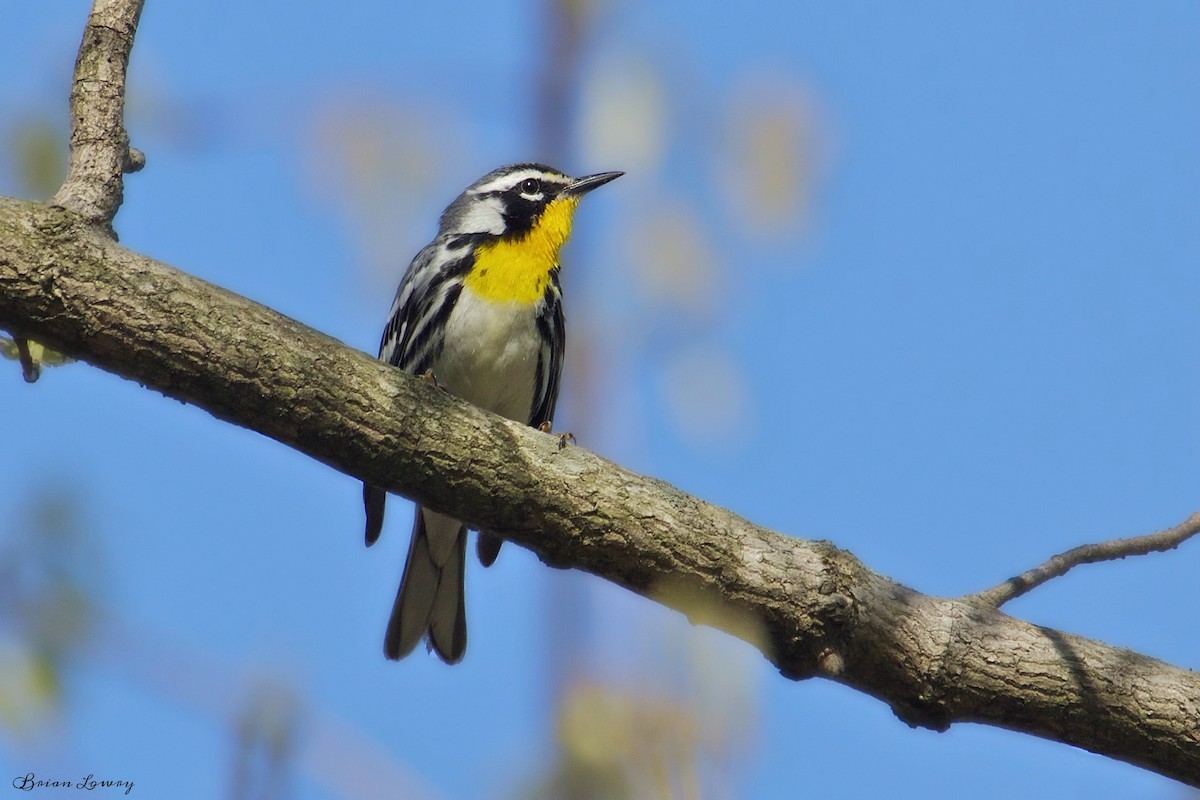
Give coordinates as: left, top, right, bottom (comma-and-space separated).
0, 490, 101, 734
658, 345, 749, 447
302, 91, 460, 291
6, 117, 66, 199
0, 644, 58, 735
579, 55, 666, 175
522, 582, 758, 800
229, 680, 300, 800
578, 54, 822, 450
520, 626, 756, 800
623, 201, 719, 317
720, 73, 821, 239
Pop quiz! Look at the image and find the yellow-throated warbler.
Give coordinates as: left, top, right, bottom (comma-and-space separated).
363, 163, 622, 663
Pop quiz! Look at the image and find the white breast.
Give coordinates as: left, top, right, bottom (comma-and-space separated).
432, 287, 542, 424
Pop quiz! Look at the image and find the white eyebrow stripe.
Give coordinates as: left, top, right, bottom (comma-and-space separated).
470, 170, 543, 194
471, 169, 570, 195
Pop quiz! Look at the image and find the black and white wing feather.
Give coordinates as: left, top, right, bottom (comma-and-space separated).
378, 237, 478, 374
364, 236, 475, 545
530, 271, 565, 428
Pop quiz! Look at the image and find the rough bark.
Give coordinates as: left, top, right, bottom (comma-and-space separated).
1, 196, 1198, 786
51, 0, 145, 227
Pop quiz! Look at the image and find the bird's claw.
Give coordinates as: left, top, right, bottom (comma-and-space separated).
536, 421, 574, 450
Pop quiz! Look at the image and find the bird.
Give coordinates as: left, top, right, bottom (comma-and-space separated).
363, 163, 622, 664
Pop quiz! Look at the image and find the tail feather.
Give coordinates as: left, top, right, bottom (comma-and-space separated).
363, 483, 386, 546
384, 512, 438, 660
427, 528, 467, 663
476, 532, 503, 567
384, 507, 468, 663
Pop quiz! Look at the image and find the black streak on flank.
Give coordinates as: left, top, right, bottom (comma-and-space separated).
447, 233, 489, 251
409, 282, 463, 376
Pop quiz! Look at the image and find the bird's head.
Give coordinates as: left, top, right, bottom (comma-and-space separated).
439, 163, 623, 242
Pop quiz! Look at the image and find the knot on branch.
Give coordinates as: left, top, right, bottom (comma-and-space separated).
891, 698, 953, 733
124, 147, 145, 174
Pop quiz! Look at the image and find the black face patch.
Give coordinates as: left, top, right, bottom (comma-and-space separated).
498, 191, 542, 237
498, 179, 566, 238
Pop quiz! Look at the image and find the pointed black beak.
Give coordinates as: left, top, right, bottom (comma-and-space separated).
563, 171, 624, 197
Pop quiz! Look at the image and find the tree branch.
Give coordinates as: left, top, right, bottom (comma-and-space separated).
51, 0, 146, 228
1, 197, 1198, 786
970, 513, 1200, 608
5, 0, 1199, 786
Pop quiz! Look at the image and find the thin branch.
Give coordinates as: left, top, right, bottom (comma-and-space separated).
1, 197, 1199, 786
51, 0, 146, 228
970, 512, 1200, 609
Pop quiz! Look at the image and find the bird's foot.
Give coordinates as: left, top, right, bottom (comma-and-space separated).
419, 369, 444, 391
538, 421, 575, 450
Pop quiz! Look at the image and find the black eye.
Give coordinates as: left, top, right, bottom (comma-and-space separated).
519, 178, 541, 195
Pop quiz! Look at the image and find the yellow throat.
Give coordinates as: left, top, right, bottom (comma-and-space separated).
464, 196, 581, 304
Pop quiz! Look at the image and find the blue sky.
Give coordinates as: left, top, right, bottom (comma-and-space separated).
2, 2, 1199, 798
